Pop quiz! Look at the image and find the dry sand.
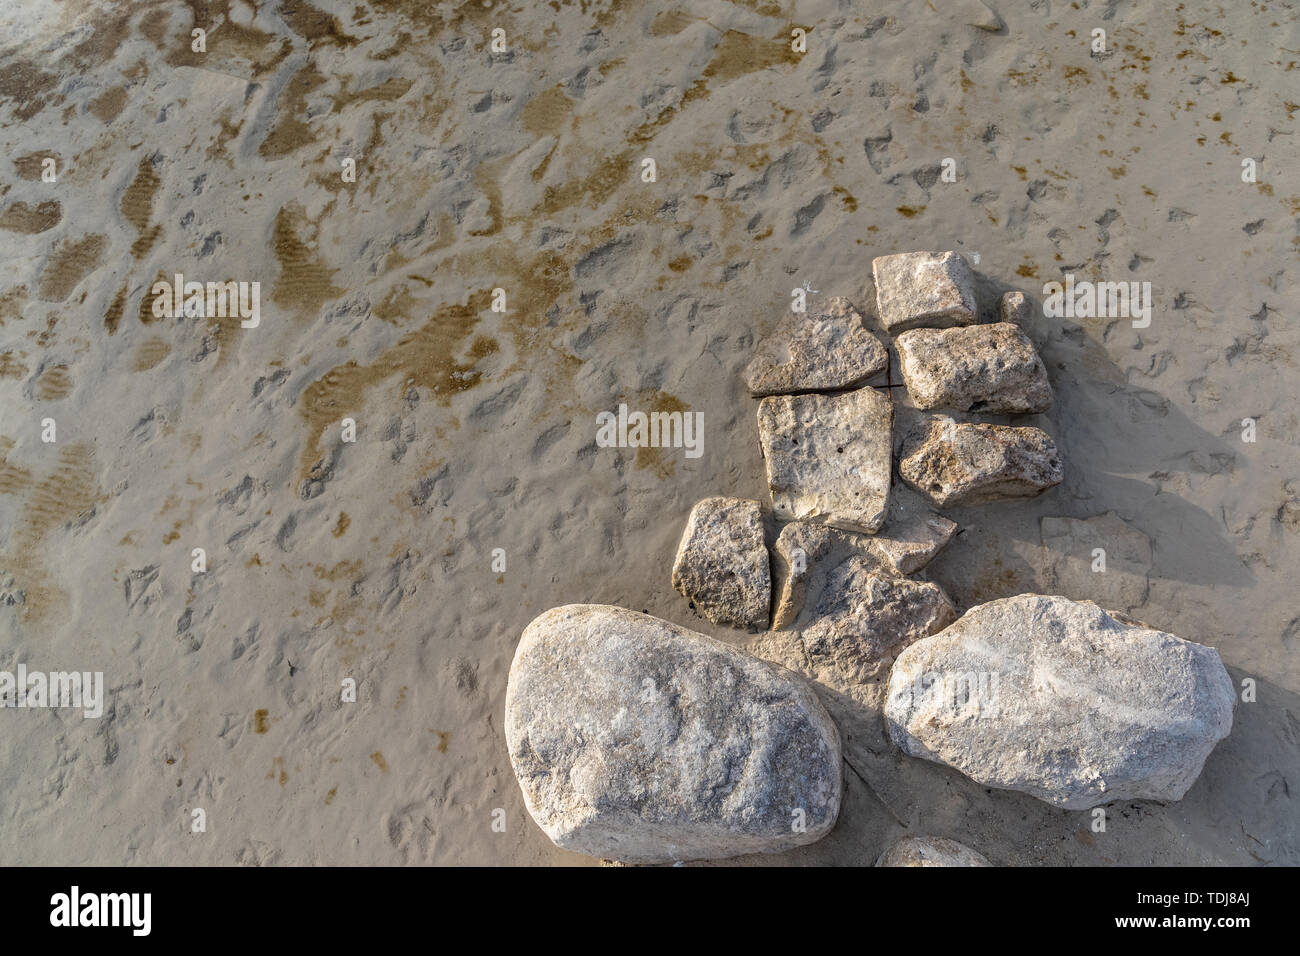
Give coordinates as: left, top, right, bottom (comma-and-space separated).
0, 0, 1297, 865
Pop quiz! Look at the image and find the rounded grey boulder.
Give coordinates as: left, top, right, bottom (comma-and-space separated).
506, 605, 843, 862
885, 594, 1235, 809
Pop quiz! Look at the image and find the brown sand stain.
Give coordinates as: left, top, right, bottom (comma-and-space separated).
280, 0, 359, 48
435, 731, 450, 753
370, 751, 389, 772
0, 59, 60, 121
88, 86, 128, 123
667, 255, 692, 273
137, 274, 167, 325
37, 234, 107, 302
0, 440, 100, 621
896, 205, 925, 218
1017, 263, 1040, 279
164, 0, 292, 75
520, 85, 574, 137
254, 709, 270, 733
331, 76, 412, 110
332, 511, 350, 537
33, 364, 72, 400
267, 757, 288, 786
833, 186, 858, 211
259, 62, 328, 158
132, 337, 172, 371
649, 9, 697, 35
0, 353, 26, 379
634, 390, 691, 479
0, 286, 27, 325
0, 201, 61, 234
14, 153, 59, 181
296, 289, 496, 483
272, 203, 344, 316
324, 787, 337, 805
122, 155, 163, 258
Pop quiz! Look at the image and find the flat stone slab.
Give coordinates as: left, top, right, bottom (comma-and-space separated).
872, 250, 977, 333
885, 594, 1235, 809
876, 835, 992, 867
671, 496, 770, 631
1040, 512, 1152, 613
899, 416, 1063, 507
872, 484, 958, 574
744, 296, 888, 396
506, 605, 842, 862
894, 322, 1053, 414
758, 387, 893, 533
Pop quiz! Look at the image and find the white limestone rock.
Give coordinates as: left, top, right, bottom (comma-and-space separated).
744, 296, 888, 396
671, 496, 770, 631
871, 250, 977, 333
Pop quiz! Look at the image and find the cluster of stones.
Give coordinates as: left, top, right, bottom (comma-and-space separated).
504, 252, 1235, 865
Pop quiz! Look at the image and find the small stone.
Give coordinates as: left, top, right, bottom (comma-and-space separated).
899, 416, 1063, 507
1000, 289, 1033, 325
506, 605, 842, 862
894, 322, 1053, 414
871, 250, 977, 334
744, 296, 888, 396
671, 496, 770, 631
884, 594, 1235, 809
871, 484, 958, 574
758, 387, 893, 533
1040, 512, 1152, 613
876, 835, 992, 867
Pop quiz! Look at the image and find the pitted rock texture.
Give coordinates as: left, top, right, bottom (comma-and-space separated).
506, 605, 842, 863
894, 322, 1052, 414
871, 250, 977, 333
885, 594, 1235, 809
876, 835, 992, 867
744, 296, 888, 396
899, 416, 1063, 507
671, 496, 770, 630
758, 386, 893, 533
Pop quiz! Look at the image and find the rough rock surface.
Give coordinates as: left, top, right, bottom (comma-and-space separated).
894, 322, 1053, 414
876, 835, 992, 867
1000, 289, 1033, 325
506, 605, 843, 862
1040, 512, 1152, 613
872, 250, 977, 333
872, 484, 958, 574
885, 594, 1236, 809
758, 387, 893, 533
744, 296, 888, 395
899, 416, 1063, 507
671, 496, 770, 630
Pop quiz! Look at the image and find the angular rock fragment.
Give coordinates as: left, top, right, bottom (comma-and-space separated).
871, 484, 958, 574
871, 250, 977, 333
758, 387, 893, 533
894, 322, 1052, 414
876, 835, 992, 867
671, 496, 770, 630
1000, 289, 1032, 325
744, 296, 888, 396
506, 605, 842, 862
899, 416, 1063, 507
885, 594, 1235, 809
1040, 512, 1152, 614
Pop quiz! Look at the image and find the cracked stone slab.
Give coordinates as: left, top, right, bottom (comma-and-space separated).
871, 250, 977, 333
671, 496, 770, 631
894, 322, 1053, 414
1040, 512, 1152, 613
758, 387, 893, 533
885, 594, 1235, 809
744, 296, 888, 396
876, 835, 992, 867
899, 415, 1063, 507
506, 605, 842, 863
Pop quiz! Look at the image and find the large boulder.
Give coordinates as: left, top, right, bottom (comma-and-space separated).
871, 250, 977, 333
744, 296, 888, 396
875, 835, 992, 867
899, 416, 1063, 507
885, 594, 1235, 809
671, 496, 770, 630
506, 605, 843, 862
894, 322, 1052, 414
758, 387, 893, 533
